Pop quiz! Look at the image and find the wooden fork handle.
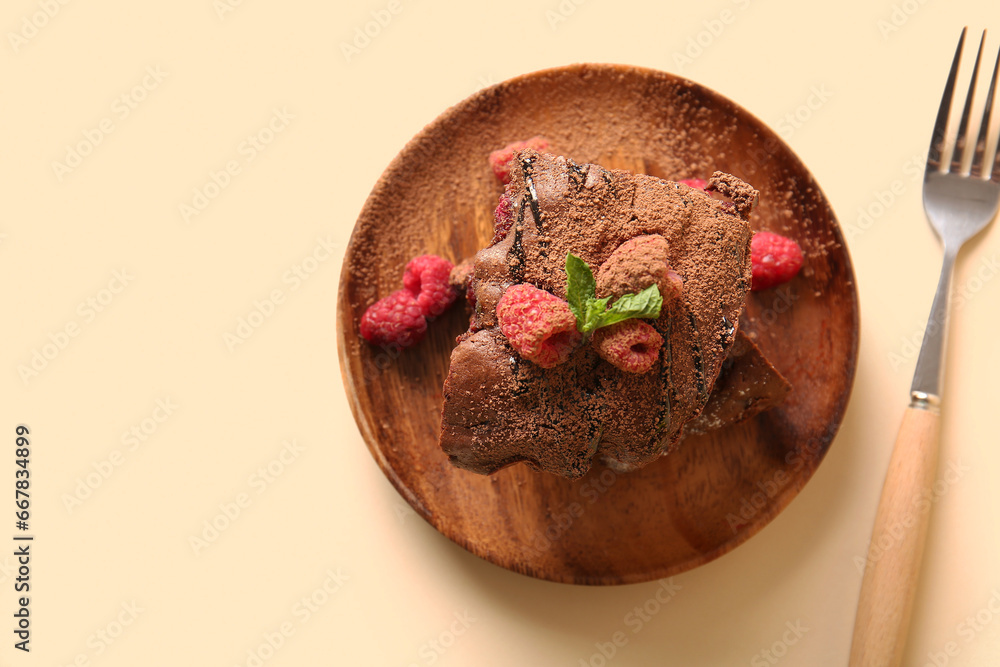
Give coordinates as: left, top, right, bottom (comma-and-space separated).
849, 402, 942, 667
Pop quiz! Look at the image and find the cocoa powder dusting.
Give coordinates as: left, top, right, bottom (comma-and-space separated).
595, 235, 672, 300
448, 258, 475, 291
440, 149, 755, 478
708, 171, 759, 219
341, 64, 832, 481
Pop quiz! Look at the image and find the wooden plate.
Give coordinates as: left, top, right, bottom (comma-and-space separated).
337, 64, 859, 585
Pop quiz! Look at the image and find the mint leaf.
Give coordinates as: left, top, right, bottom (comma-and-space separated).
565, 253, 596, 323
581, 296, 612, 334
594, 284, 662, 329
564, 252, 664, 335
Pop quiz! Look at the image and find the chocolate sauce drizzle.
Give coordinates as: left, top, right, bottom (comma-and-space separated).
517, 153, 552, 289
519, 155, 544, 232
685, 310, 707, 399
506, 199, 526, 283
719, 315, 735, 347
566, 160, 587, 190
655, 316, 673, 436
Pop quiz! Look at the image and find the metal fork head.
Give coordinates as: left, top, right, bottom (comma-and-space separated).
923, 28, 1000, 249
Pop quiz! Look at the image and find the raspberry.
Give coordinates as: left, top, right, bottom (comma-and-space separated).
403, 254, 457, 317
660, 269, 684, 301
596, 234, 683, 301
677, 178, 708, 190
359, 289, 427, 348
591, 320, 663, 373
750, 231, 803, 291
496, 284, 581, 368
488, 136, 550, 184
491, 190, 514, 244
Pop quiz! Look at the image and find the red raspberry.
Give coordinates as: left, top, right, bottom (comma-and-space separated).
403, 254, 457, 317
677, 178, 708, 190
491, 190, 514, 244
488, 136, 550, 184
359, 289, 427, 348
496, 284, 581, 368
596, 234, 683, 302
750, 231, 803, 291
591, 320, 663, 374
660, 269, 684, 301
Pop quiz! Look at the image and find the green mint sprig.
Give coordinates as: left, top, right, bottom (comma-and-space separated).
565, 253, 662, 335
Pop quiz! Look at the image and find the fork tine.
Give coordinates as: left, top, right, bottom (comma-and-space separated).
972, 40, 1000, 178
983, 50, 1000, 181
927, 28, 967, 172
950, 31, 986, 173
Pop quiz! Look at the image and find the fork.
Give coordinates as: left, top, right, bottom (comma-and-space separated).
849, 28, 1000, 667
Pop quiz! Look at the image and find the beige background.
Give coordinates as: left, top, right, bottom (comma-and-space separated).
3, 0, 1000, 665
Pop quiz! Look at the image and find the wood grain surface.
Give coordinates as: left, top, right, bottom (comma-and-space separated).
337, 64, 859, 585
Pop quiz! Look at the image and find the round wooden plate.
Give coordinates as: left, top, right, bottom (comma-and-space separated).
338, 64, 859, 585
